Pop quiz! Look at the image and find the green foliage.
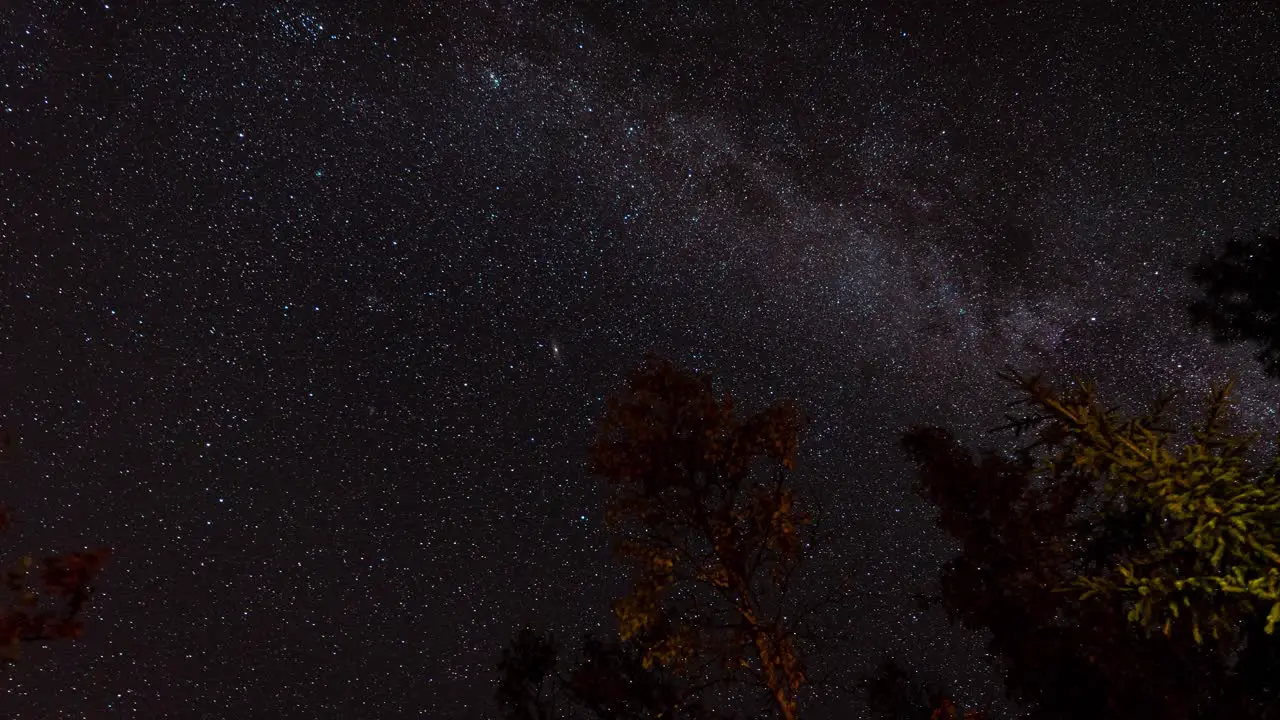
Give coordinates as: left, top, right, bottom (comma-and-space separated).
906, 369, 1280, 719
999, 370, 1280, 646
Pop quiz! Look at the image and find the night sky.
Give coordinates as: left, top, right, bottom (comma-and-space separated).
2, 1, 1279, 717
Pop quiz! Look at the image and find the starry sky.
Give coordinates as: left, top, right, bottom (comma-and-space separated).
2, 1, 1278, 717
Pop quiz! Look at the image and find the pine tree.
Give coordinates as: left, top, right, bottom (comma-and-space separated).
905, 369, 1280, 719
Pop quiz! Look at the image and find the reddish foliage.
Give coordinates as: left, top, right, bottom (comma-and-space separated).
590, 358, 810, 720
43, 550, 111, 598
0, 546, 110, 661
931, 698, 985, 720
0, 431, 110, 664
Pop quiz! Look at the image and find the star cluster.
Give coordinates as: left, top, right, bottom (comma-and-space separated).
1, 1, 1277, 717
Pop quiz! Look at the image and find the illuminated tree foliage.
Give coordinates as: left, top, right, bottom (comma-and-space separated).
1007, 372, 1280, 645
589, 358, 815, 720
1190, 234, 1280, 377
906, 370, 1280, 719
0, 430, 110, 667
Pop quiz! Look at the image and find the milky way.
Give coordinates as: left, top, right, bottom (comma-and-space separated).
2, 1, 1277, 716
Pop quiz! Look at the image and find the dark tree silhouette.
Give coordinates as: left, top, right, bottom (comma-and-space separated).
1190, 234, 1280, 377
0, 430, 110, 666
497, 628, 560, 720
857, 659, 987, 720
566, 633, 743, 719
496, 628, 739, 720
501, 359, 1007, 719
904, 370, 1280, 719
589, 357, 832, 720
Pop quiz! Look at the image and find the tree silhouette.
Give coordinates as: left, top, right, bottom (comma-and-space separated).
904, 369, 1280, 719
0, 430, 110, 666
503, 359, 1009, 718
497, 628, 560, 720
1190, 233, 1280, 377
496, 628, 739, 720
857, 658, 987, 720
588, 358, 841, 720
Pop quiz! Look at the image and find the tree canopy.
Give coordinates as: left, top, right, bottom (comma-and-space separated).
905, 370, 1280, 719
499, 224, 1280, 720
499, 360, 971, 719
588, 357, 813, 719
0, 430, 110, 668
1190, 233, 1280, 377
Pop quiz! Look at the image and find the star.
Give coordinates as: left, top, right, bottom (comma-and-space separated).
4, 1, 1276, 716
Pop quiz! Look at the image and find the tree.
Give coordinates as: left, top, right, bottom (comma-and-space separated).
1190, 233, 1280, 377
904, 369, 1280, 719
588, 358, 835, 720
496, 628, 737, 720
857, 658, 987, 720
1010, 374, 1280, 645
0, 430, 110, 666
496, 628, 559, 720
